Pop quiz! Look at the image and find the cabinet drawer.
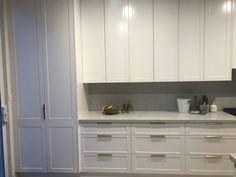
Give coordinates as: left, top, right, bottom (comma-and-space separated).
186, 135, 236, 154
186, 155, 234, 175
81, 123, 130, 134
81, 153, 131, 173
186, 123, 236, 135
132, 123, 185, 135
81, 134, 130, 153
132, 154, 185, 174
132, 135, 185, 154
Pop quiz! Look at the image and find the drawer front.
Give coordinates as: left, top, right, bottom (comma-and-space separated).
81, 123, 130, 134
186, 136, 236, 154
132, 135, 185, 154
81, 153, 131, 173
186, 123, 236, 135
82, 134, 130, 153
186, 155, 234, 175
132, 154, 185, 174
132, 123, 185, 135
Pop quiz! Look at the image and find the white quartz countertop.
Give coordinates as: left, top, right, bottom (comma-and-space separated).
78, 111, 236, 123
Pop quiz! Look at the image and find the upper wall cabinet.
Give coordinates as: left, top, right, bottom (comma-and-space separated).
80, 0, 234, 83
81, 0, 106, 83
129, 0, 154, 82
204, 0, 232, 80
154, 0, 179, 82
105, 0, 129, 82
179, 0, 204, 81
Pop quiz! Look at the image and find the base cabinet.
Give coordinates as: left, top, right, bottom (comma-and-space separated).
80, 122, 236, 176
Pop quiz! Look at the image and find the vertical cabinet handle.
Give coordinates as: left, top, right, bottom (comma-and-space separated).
43, 104, 46, 120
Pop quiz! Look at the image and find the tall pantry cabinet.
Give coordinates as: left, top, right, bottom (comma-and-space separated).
11, 0, 78, 173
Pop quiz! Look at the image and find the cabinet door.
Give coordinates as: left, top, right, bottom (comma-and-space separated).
233, 0, 236, 69
81, 0, 106, 83
179, 0, 204, 81
12, 0, 47, 172
42, 0, 78, 173
204, 0, 232, 80
129, 0, 153, 82
105, 0, 129, 82
154, 0, 179, 82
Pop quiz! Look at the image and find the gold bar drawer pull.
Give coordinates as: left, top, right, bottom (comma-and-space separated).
97, 153, 112, 157
205, 155, 222, 159
150, 135, 166, 138
97, 135, 112, 138
205, 135, 222, 139
150, 154, 166, 158
206, 122, 223, 125
150, 122, 166, 125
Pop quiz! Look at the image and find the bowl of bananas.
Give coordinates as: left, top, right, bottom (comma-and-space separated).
102, 104, 120, 115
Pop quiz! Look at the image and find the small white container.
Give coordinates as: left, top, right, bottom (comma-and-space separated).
177, 99, 190, 113
210, 103, 218, 112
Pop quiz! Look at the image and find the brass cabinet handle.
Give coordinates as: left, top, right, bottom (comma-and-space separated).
205, 135, 222, 139
97, 122, 112, 124
206, 122, 223, 125
97, 135, 112, 138
150, 154, 166, 158
205, 155, 222, 159
150, 135, 166, 138
43, 104, 46, 120
97, 153, 112, 157
150, 122, 166, 125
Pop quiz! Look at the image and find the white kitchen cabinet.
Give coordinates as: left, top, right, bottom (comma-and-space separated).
154, 0, 179, 82
233, 0, 236, 69
12, 0, 78, 173
179, 0, 204, 81
129, 0, 153, 82
131, 123, 185, 174
204, 0, 232, 80
43, 0, 78, 173
80, 123, 131, 173
12, 0, 47, 172
186, 123, 235, 175
105, 0, 129, 82
81, 0, 106, 83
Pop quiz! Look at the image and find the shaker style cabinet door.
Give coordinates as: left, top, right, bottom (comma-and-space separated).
42, 0, 78, 173
179, 0, 204, 81
81, 0, 106, 83
129, 0, 154, 82
233, 0, 236, 69
12, 0, 47, 172
105, 0, 129, 82
154, 0, 179, 82
204, 0, 232, 80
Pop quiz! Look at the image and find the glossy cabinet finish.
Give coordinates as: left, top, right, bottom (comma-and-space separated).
129, 0, 154, 82
12, 0, 78, 173
204, 0, 232, 81
179, 0, 204, 81
105, 0, 129, 82
154, 0, 179, 82
81, 0, 106, 83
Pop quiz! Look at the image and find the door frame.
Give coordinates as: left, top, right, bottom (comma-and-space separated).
0, 0, 16, 176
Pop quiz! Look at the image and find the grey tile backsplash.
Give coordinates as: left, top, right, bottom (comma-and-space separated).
86, 70, 236, 111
